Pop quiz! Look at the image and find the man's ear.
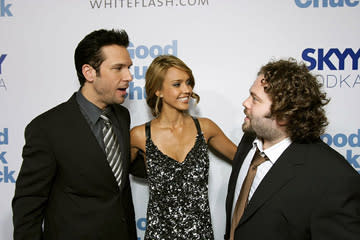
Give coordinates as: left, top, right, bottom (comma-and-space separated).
82, 64, 96, 83
277, 117, 288, 126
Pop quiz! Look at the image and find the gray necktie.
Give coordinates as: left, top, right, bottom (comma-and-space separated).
100, 113, 122, 188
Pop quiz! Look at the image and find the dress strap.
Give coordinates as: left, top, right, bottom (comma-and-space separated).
191, 117, 202, 135
145, 121, 151, 139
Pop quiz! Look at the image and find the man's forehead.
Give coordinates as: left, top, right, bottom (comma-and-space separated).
101, 46, 132, 63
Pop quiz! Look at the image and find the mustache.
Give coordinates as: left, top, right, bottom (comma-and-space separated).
244, 109, 272, 119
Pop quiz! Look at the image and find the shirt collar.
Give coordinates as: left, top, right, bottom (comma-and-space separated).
253, 137, 292, 164
76, 90, 103, 125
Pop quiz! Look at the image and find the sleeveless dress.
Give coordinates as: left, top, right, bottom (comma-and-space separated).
144, 117, 214, 240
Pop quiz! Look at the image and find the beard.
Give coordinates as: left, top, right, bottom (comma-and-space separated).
242, 113, 283, 142
242, 120, 255, 134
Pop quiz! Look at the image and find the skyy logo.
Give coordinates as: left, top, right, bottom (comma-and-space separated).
295, 0, 359, 8
0, 54, 8, 90
1, 128, 16, 183
0, 0, 13, 17
302, 48, 360, 71
321, 129, 360, 173
0, 54, 7, 74
301, 48, 360, 88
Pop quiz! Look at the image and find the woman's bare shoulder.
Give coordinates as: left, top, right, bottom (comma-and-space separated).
130, 123, 147, 144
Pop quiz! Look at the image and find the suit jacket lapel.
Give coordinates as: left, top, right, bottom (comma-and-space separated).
238, 143, 305, 224
227, 133, 255, 207
225, 133, 256, 238
66, 94, 120, 189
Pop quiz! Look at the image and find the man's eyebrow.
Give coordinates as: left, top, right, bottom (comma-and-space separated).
111, 63, 133, 68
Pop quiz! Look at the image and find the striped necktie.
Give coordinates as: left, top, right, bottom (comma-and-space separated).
100, 113, 122, 188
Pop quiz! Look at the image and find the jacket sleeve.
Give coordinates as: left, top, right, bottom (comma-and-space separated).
310, 175, 360, 239
129, 149, 147, 178
12, 119, 57, 240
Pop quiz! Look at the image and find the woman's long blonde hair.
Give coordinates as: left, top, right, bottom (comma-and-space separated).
145, 55, 200, 116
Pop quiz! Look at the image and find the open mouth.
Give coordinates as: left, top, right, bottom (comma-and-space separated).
117, 88, 127, 95
178, 96, 189, 103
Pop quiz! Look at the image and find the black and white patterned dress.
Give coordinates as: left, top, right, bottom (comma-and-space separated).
144, 117, 214, 240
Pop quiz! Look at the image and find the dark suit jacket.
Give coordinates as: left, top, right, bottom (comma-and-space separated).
12, 93, 138, 240
225, 133, 360, 240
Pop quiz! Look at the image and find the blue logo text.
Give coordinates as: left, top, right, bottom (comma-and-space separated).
0, 151, 16, 183
321, 130, 360, 170
295, 0, 359, 8
129, 40, 178, 60
137, 218, 147, 231
0, 129, 16, 183
0, 128, 8, 145
302, 48, 360, 70
0, 0, 13, 17
0, 54, 7, 74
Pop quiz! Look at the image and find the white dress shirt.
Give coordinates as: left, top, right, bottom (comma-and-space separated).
231, 137, 292, 217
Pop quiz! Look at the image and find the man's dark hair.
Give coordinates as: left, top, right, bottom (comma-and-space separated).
259, 58, 330, 143
74, 29, 129, 86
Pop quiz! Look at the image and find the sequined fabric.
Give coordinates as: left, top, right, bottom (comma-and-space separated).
144, 119, 214, 240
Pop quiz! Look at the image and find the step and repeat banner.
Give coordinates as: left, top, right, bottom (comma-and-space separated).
1, 1, 359, 239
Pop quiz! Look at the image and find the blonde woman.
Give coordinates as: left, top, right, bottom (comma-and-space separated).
131, 55, 236, 240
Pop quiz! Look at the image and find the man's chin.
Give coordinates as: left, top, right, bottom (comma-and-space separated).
242, 123, 255, 134
114, 96, 126, 105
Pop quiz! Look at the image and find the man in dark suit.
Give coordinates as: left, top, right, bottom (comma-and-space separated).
12, 29, 143, 240
225, 58, 360, 240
